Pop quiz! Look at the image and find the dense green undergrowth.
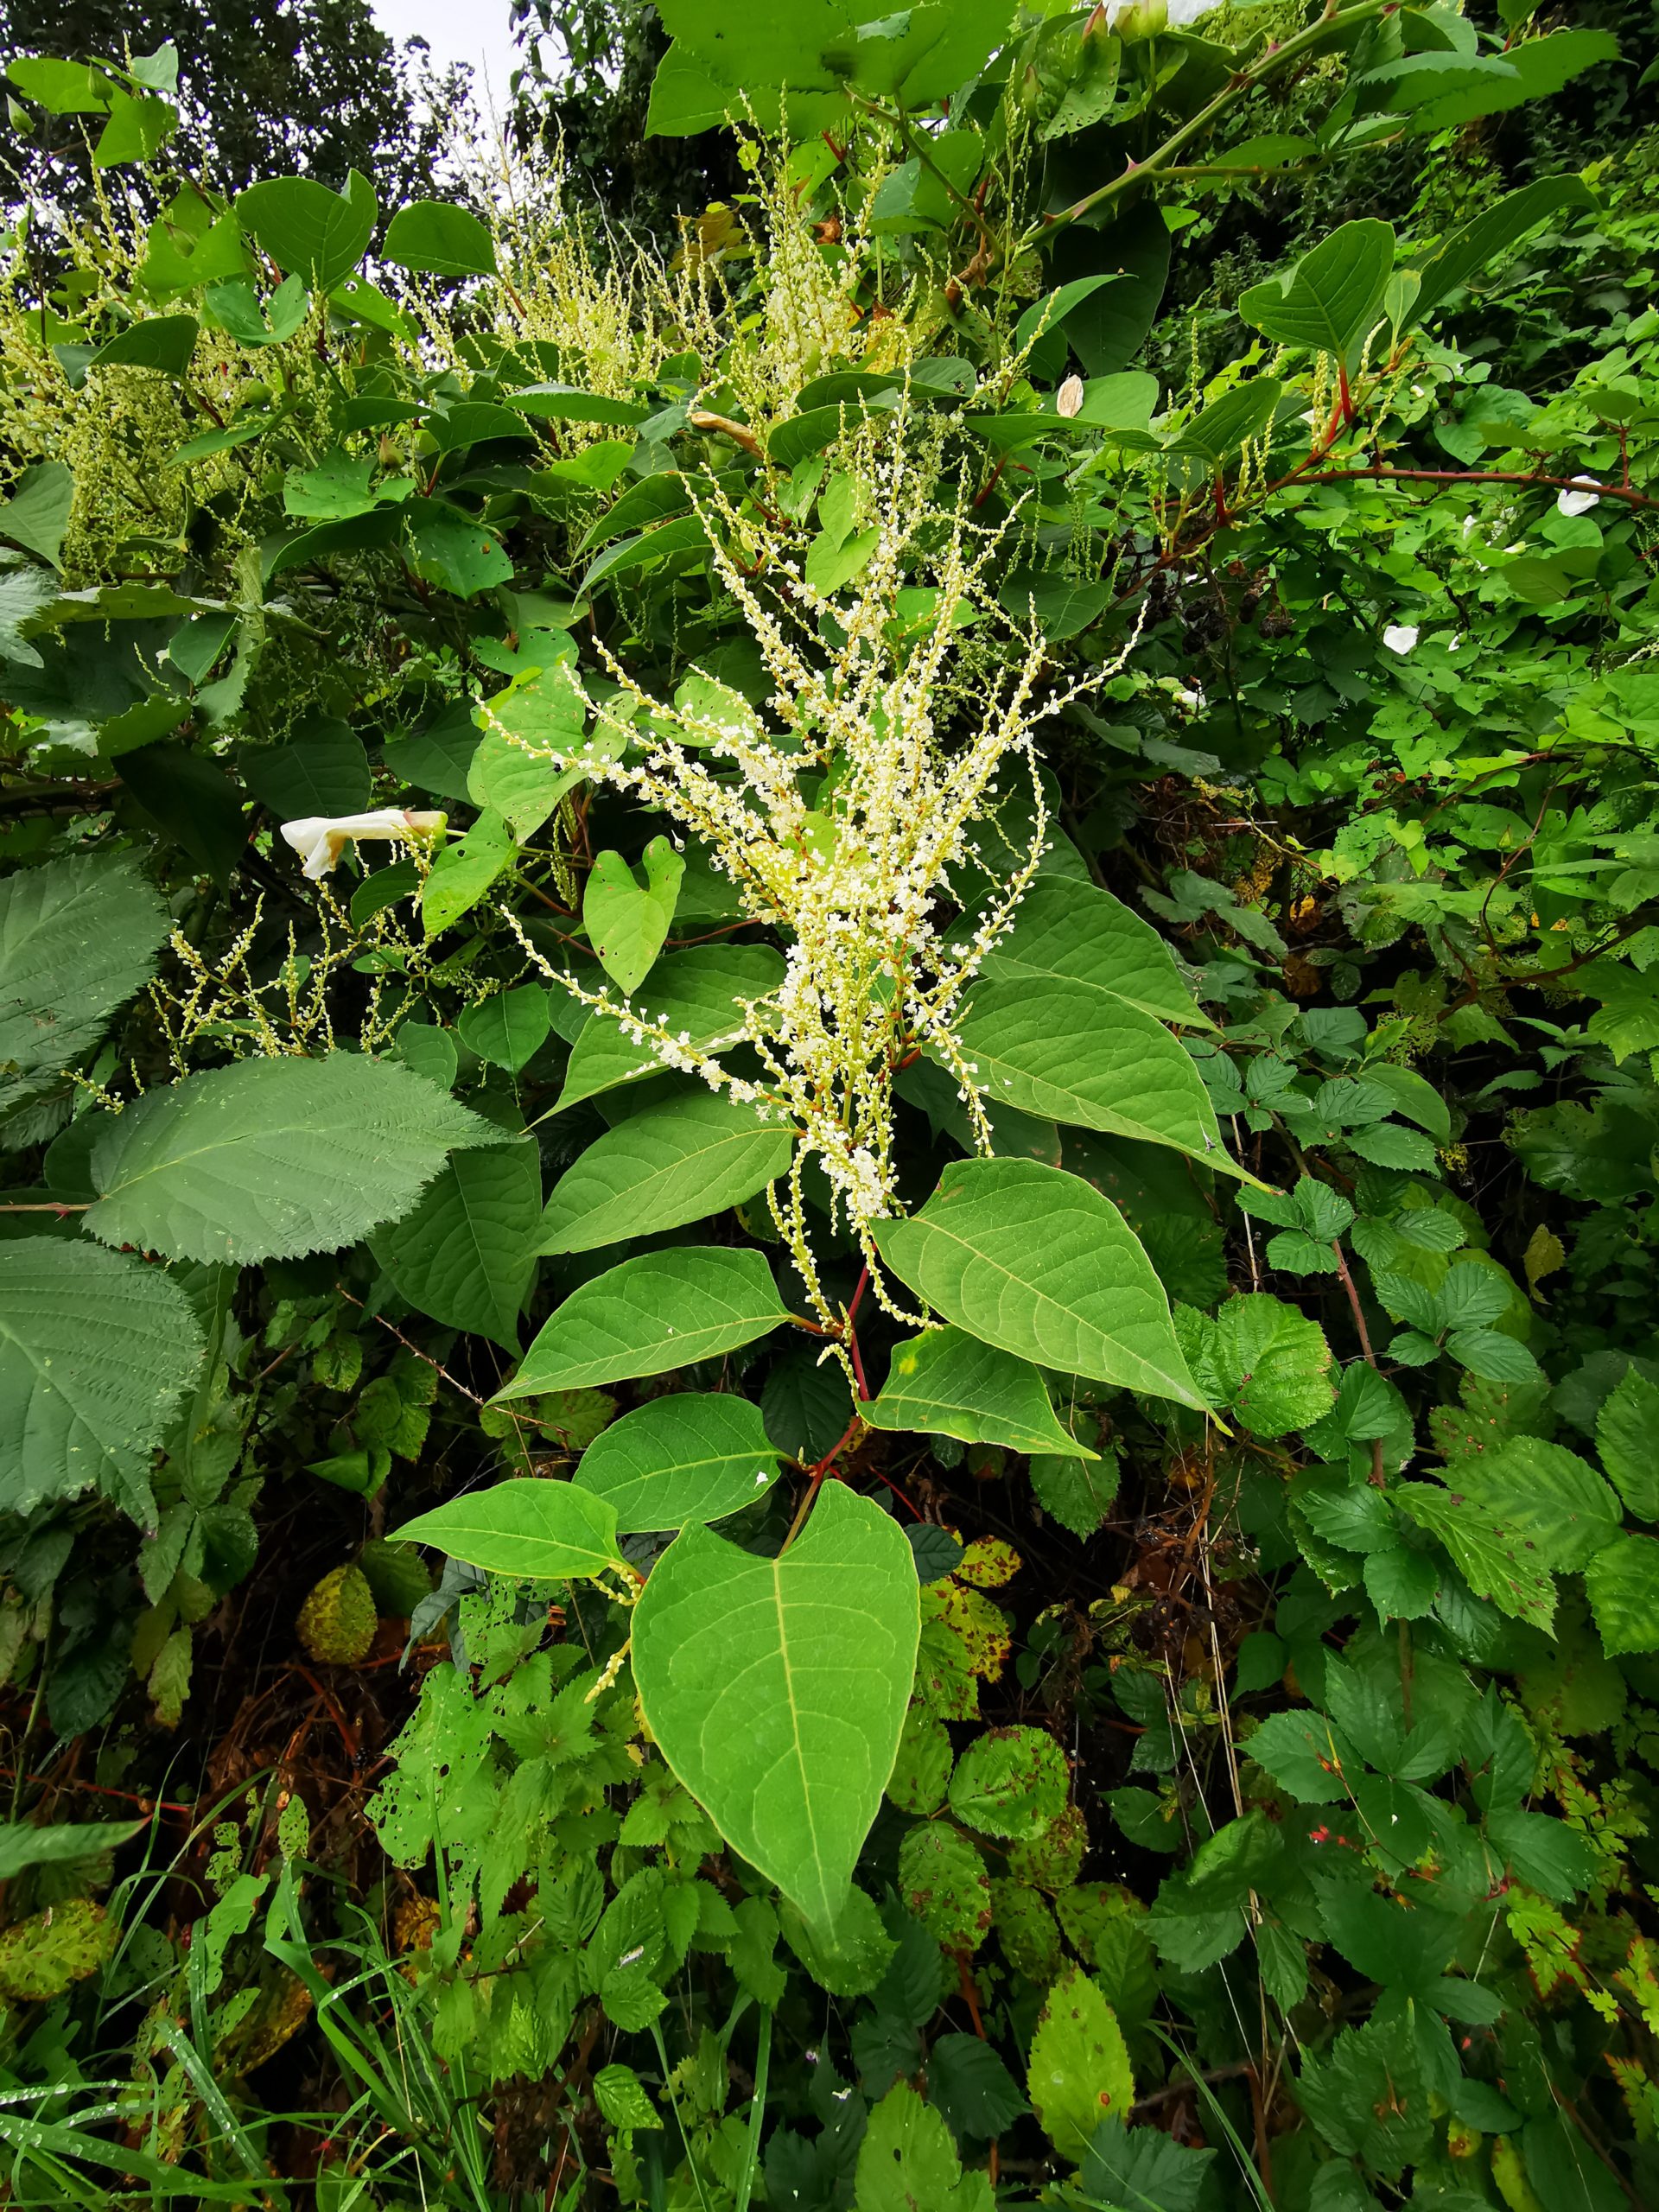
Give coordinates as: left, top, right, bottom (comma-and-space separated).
2, 5, 1659, 2208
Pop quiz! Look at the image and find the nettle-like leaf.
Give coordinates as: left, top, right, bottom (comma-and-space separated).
1177, 1294, 1335, 1439
571, 1393, 781, 1532
0, 1237, 204, 1525
874, 1160, 1206, 1410
632, 1482, 919, 1930
0, 851, 171, 1122
86, 1052, 495, 1263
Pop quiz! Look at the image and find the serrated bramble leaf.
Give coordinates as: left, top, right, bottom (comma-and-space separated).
572, 1392, 780, 1531
633, 1484, 918, 1929
1027, 1963, 1134, 2162
1596, 1369, 1659, 1520
86, 1052, 494, 1264
0, 852, 171, 1116
948, 1725, 1069, 1841
1585, 1534, 1659, 1656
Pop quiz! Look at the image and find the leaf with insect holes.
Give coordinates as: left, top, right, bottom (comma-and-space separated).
584, 838, 684, 995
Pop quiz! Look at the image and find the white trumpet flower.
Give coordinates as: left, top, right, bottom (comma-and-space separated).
1556, 477, 1603, 517
1382, 625, 1421, 656
280, 809, 447, 880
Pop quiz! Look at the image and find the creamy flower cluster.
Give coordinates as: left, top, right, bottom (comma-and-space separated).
494, 441, 1074, 1328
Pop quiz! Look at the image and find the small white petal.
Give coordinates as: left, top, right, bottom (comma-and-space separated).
1557, 478, 1602, 517
1382, 625, 1420, 656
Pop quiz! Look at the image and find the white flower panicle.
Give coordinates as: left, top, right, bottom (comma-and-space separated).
493, 436, 1082, 1335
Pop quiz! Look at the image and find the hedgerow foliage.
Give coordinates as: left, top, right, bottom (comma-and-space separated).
2, 7, 1659, 2208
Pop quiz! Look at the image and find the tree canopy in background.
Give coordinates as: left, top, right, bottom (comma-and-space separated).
0, 0, 468, 207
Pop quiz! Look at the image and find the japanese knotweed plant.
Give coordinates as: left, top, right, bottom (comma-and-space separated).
498, 436, 1082, 1339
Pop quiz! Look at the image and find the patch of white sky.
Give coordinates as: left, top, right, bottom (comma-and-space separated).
369, 0, 528, 125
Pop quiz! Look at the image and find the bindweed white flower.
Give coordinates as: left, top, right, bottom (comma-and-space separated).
280, 809, 446, 880
1382, 625, 1420, 656
1557, 476, 1603, 517
1055, 374, 1085, 420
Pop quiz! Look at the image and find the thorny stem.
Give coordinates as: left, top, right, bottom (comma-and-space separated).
333, 1283, 486, 1407
1330, 1239, 1387, 1487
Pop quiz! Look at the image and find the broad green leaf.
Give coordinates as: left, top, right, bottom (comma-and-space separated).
9, 57, 111, 111
584, 839, 685, 995
384, 702, 479, 799
1585, 1535, 1659, 1657
404, 501, 513, 599
1595, 1368, 1659, 1520
0, 1819, 143, 1879
421, 807, 517, 937
1407, 28, 1619, 131
382, 200, 497, 277
0, 1238, 204, 1525
240, 723, 371, 817
632, 1481, 919, 1929
573, 1392, 781, 1530
0, 462, 75, 569
508, 382, 651, 428
455, 986, 550, 1072
371, 1140, 541, 1350
0, 852, 171, 1118
92, 89, 176, 168
855, 2083, 994, 2212
866, 1327, 1095, 1458
1409, 177, 1597, 327
1027, 1964, 1134, 2162
89, 315, 199, 375
556, 944, 785, 1109
395, 1477, 623, 1579
976, 877, 1211, 1028
1163, 378, 1284, 465
496, 1247, 789, 1397
86, 1052, 494, 1264
235, 171, 377, 290
950, 976, 1225, 1167
1239, 219, 1395, 366
873, 1160, 1206, 1411
541, 1090, 791, 1255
